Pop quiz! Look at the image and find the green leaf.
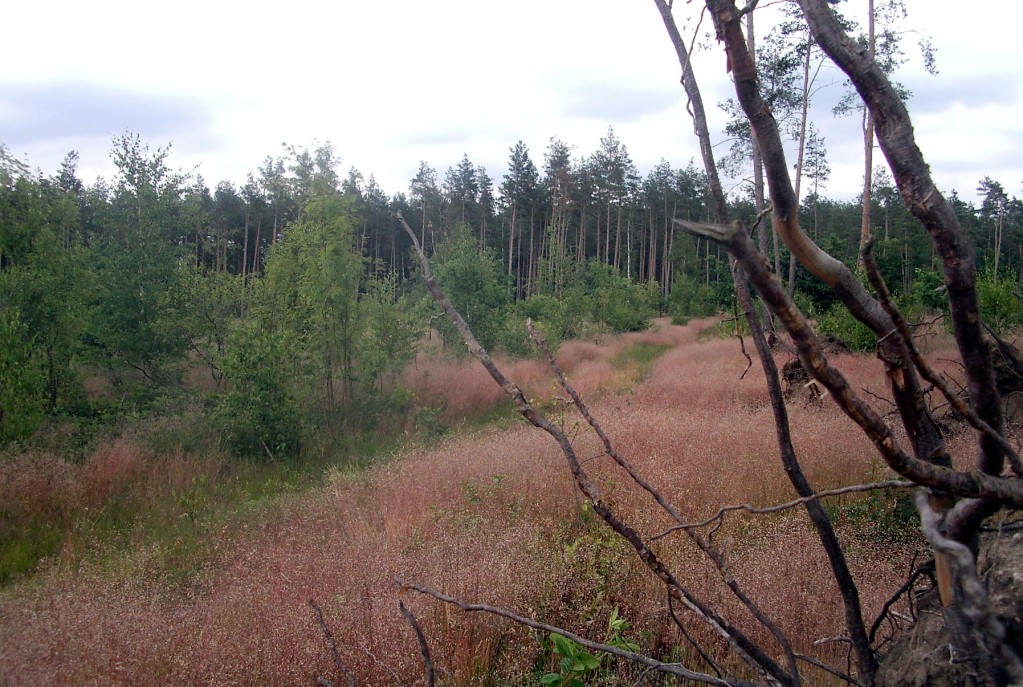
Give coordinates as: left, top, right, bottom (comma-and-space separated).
550, 633, 576, 657
574, 651, 601, 672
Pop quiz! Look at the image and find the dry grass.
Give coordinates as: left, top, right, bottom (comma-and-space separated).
0, 319, 939, 685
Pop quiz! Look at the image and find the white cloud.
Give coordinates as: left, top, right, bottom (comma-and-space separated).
3, 0, 1022, 203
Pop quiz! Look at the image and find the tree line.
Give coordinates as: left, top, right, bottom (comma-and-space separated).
1, 127, 1020, 451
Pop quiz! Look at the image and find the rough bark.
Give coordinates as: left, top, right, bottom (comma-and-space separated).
654, 2, 876, 680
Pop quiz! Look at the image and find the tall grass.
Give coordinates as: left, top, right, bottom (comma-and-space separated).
0, 318, 945, 685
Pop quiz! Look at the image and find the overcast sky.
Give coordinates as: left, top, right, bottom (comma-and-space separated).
3, 0, 1021, 204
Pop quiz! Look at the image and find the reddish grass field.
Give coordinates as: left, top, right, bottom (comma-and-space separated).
0, 319, 948, 685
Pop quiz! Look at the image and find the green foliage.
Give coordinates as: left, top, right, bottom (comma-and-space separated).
542, 634, 602, 687
825, 487, 920, 543
256, 193, 369, 412
214, 323, 303, 460
82, 138, 194, 385
0, 309, 47, 442
816, 302, 875, 352
360, 274, 421, 390
666, 273, 729, 324
429, 224, 511, 352
0, 517, 65, 585
613, 342, 670, 380
177, 267, 246, 388
976, 270, 1023, 334
500, 294, 567, 357
909, 267, 948, 313
540, 608, 640, 687
571, 260, 658, 334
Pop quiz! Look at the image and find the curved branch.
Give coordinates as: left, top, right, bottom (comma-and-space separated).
652, 480, 914, 540
674, 218, 1023, 508
395, 211, 794, 685
527, 320, 801, 683
398, 601, 435, 687
796, 0, 1006, 512
397, 579, 763, 687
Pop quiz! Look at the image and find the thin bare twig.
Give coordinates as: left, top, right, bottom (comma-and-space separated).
396, 209, 792, 685
309, 599, 357, 687
669, 593, 725, 678
733, 300, 754, 380
793, 653, 863, 687
868, 560, 935, 646
651, 480, 914, 540
398, 601, 435, 687
526, 319, 800, 683
396, 578, 762, 687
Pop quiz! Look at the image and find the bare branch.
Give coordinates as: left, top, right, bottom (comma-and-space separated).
799, 0, 1008, 521
652, 481, 915, 540
794, 653, 863, 687
675, 219, 743, 243
526, 319, 801, 682
396, 578, 764, 687
397, 210, 795, 685
868, 560, 935, 646
309, 599, 357, 687
673, 220, 1023, 507
669, 593, 725, 678
398, 601, 435, 687
861, 240, 1023, 478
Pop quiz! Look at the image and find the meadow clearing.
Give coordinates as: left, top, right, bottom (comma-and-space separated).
1, 318, 968, 685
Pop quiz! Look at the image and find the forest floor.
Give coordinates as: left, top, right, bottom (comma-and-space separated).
0, 318, 972, 686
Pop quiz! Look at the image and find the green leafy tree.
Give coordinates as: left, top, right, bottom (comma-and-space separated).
429, 224, 511, 352
214, 322, 302, 460
360, 273, 420, 391
84, 134, 192, 384
178, 267, 245, 389
0, 155, 87, 418
0, 309, 46, 443
257, 192, 365, 415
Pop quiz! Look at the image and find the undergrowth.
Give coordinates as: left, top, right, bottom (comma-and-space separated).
0, 322, 930, 686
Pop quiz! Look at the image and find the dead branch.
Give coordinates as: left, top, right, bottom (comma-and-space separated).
526, 319, 801, 681
309, 599, 357, 687
868, 559, 936, 647
651, 480, 914, 540
861, 240, 1023, 478
675, 218, 1023, 509
398, 601, 435, 687
794, 653, 863, 687
396, 578, 762, 687
396, 210, 794, 685
799, 0, 1008, 552
668, 593, 725, 679
655, 4, 876, 680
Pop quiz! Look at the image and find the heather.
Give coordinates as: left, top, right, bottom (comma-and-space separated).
0, 319, 937, 685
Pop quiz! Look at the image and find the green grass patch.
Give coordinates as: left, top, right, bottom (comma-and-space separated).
612, 342, 671, 379
0, 519, 65, 585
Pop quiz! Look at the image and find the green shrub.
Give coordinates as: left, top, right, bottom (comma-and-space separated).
499, 294, 567, 357
0, 309, 46, 444
214, 324, 303, 460
583, 260, 658, 333
976, 271, 1023, 334
817, 302, 875, 352
909, 267, 948, 313
667, 273, 726, 324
